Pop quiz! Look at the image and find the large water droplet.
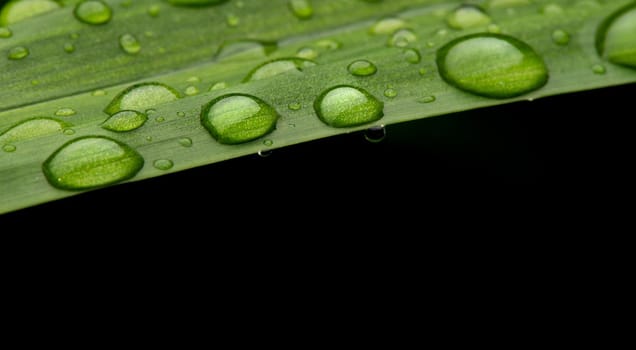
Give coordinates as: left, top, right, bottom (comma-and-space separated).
73, 0, 112, 25
100, 110, 148, 132
436, 33, 549, 98
42, 136, 144, 190
446, 4, 492, 30
8, 46, 29, 60
596, 2, 636, 69
314, 85, 384, 128
289, 0, 313, 20
244, 57, 317, 82
348, 59, 377, 77
0, 0, 60, 26
119, 33, 141, 54
167, 0, 228, 6
104, 82, 181, 115
0, 27, 12, 38
200, 94, 280, 144
0, 117, 69, 145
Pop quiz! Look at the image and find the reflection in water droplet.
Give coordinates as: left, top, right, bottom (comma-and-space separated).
101, 110, 147, 132
552, 29, 570, 46
185, 86, 199, 96
314, 85, 384, 128
364, 125, 386, 143
119, 33, 141, 54
8, 46, 29, 60
289, 0, 313, 19
436, 33, 549, 98
104, 82, 181, 115
55, 108, 76, 117
153, 159, 174, 170
74, 0, 112, 25
244, 57, 317, 82
348, 59, 377, 77
200, 93, 280, 144
42, 136, 144, 190
596, 2, 636, 69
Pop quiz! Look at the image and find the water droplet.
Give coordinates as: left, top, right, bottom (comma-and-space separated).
0, 117, 68, 145
551, 29, 570, 46
186, 76, 200, 83
296, 46, 318, 59
388, 28, 417, 48
314, 85, 384, 128
145, 108, 156, 115
208, 82, 227, 91
155, 116, 165, 123
487, 23, 501, 33
383, 87, 397, 98
167, 0, 228, 6
63, 42, 76, 53
0, 27, 12, 38
403, 48, 421, 64
348, 59, 377, 77
8, 46, 29, 60
73, 0, 112, 25
177, 111, 186, 117
63, 128, 75, 135
226, 14, 240, 27
592, 63, 606, 75
214, 39, 277, 61
185, 86, 199, 96
364, 125, 386, 143
92, 89, 107, 96
200, 93, 280, 144
54, 108, 76, 117
288, 102, 302, 111
100, 110, 148, 132
315, 39, 340, 50
43, 136, 144, 190
2, 144, 16, 153
541, 3, 564, 16
446, 4, 491, 30
153, 159, 174, 171
244, 57, 317, 82
370, 17, 406, 35
262, 139, 274, 147
436, 33, 549, 98
596, 2, 636, 69
418, 95, 437, 103
289, 0, 313, 19
178, 137, 193, 147
148, 4, 161, 17
119, 33, 141, 54
418, 68, 427, 75
145, 136, 153, 142
0, 0, 60, 26
104, 82, 181, 115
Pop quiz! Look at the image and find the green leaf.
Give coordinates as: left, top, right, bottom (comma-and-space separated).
1, 0, 636, 214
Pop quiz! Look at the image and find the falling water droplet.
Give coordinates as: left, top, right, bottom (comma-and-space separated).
244, 57, 317, 82
153, 159, 174, 171
104, 82, 181, 115
119, 33, 141, 54
73, 0, 112, 25
257, 149, 273, 158
100, 110, 148, 132
446, 4, 492, 30
289, 0, 313, 20
314, 85, 384, 128
42, 136, 144, 190
436, 33, 549, 98
8, 46, 29, 60
348, 59, 377, 77
200, 93, 280, 144
364, 125, 386, 143
551, 29, 570, 46
596, 2, 636, 69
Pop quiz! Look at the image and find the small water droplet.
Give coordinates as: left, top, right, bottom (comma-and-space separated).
592, 63, 606, 75
186, 76, 201, 83
54, 108, 76, 117
446, 4, 492, 30
63, 128, 75, 135
145, 136, 153, 142
418, 95, 437, 103
436, 33, 549, 98
153, 159, 174, 171
74, 0, 112, 25
145, 108, 157, 115
43, 136, 144, 190
214, 39, 277, 60
244, 57, 317, 82
148, 4, 161, 17
92, 89, 107, 96
388, 28, 417, 48
8, 46, 29, 60
177, 111, 186, 117
288, 102, 302, 111
541, 3, 564, 16
119, 33, 141, 55
288, 0, 313, 20
364, 125, 386, 143
487, 23, 501, 33
2, 144, 16, 153
0, 117, 69, 145
262, 139, 274, 147
185, 86, 199, 96
314, 85, 384, 128
370, 17, 406, 35
596, 2, 636, 69
383, 88, 397, 98
347, 59, 377, 77
101, 110, 148, 132
418, 68, 428, 75
0, 27, 12, 39
315, 39, 340, 50
178, 137, 193, 147
63, 42, 76, 53
551, 29, 570, 46
200, 94, 280, 144
226, 14, 240, 27
120, 0, 132, 7
208, 82, 227, 91
403, 48, 421, 64
155, 116, 165, 123
104, 82, 181, 115
296, 46, 318, 59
